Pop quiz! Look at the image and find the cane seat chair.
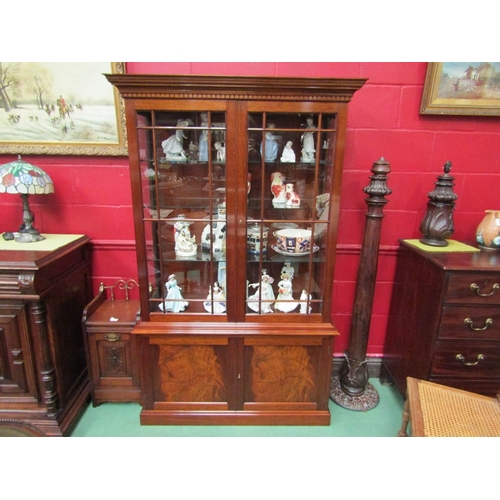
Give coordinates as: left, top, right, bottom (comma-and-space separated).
398, 377, 500, 437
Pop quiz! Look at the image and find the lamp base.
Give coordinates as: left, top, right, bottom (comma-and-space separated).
330, 376, 379, 411
15, 229, 46, 243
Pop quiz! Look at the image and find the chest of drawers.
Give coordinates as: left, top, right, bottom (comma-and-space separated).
382, 240, 500, 397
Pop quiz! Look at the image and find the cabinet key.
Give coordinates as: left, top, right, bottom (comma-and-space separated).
455, 353, 484, 366
464, 317, 493, 331
470, 282, 500, 297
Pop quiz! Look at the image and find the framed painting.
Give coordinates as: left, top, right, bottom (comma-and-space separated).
0, 62, 128, 155
420, 62, 500, 116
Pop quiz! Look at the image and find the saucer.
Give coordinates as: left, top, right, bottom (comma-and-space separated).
272, 245, 319, 257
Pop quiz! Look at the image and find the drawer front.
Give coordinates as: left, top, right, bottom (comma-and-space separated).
445, 273, 500, 305
432, 341, 500, 377
439, 306, 500, 339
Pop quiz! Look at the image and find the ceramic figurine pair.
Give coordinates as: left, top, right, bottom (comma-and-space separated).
247, 268, 305, 313
270, 171, 300, 208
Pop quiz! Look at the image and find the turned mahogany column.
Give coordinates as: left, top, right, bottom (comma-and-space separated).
331, 158, 391, 411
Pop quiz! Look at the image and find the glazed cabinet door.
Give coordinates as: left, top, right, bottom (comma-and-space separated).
0, 302, 38, 402
242, 102, 343, 323
129, 101, 234, 321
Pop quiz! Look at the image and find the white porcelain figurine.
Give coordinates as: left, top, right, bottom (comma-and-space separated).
248, 269, 275, 313
159, 274, 188, 313
280, 141, 296, 162
274, 272, 298, 313
299, 289, 312, 314
204, 281, 226, 313
300, 117, 316, 163
162, 120, 189, 161
173, 219, 197, 257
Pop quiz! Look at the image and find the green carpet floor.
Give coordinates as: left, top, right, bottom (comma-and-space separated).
69, 379, 405, 437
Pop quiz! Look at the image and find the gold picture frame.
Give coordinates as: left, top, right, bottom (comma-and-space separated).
0, 62, 128, 155
420, 62, 500, 116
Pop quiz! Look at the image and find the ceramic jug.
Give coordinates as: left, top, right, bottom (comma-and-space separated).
476, 210, 500, 251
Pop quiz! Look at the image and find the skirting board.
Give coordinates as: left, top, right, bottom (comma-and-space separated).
331, 356, 385, 379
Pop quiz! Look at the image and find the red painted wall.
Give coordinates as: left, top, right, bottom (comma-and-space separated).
2, 62, 499, 357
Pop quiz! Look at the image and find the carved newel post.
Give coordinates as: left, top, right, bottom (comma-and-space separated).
419, 161, 457, 247
330, 158, 391, 411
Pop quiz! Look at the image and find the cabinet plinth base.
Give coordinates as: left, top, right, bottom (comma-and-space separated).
140, 409, 331, 426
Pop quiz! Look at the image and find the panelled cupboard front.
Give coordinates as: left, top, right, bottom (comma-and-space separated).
107, 74, 366, 425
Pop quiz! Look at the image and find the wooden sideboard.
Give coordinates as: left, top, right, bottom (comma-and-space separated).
0, 234, 92, 436
382, 240, 500, 398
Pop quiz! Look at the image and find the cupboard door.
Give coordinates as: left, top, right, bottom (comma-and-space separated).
141, 335, 232, 413
0, 302, 38, 400
242, 336, 332, 412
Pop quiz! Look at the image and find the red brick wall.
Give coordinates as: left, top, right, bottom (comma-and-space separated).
2, 62, 499, 356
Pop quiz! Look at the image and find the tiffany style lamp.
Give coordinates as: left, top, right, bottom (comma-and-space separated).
0, 155, 55, 243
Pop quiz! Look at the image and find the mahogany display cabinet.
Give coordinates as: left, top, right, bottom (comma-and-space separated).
106, 74, 366, 425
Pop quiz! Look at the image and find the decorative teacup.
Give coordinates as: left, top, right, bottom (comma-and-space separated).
274, 228, 311, 254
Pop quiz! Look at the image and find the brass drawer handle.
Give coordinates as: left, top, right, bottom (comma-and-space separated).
455, 353, 484, 366
104, 333, 121, 342
464, 317, 493, 331
470, 283, 499, 297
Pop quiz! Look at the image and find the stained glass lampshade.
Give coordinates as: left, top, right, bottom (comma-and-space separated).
0, 155, 55, 243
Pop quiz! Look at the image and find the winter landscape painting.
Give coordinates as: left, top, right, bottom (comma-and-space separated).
0, 62, 127, 155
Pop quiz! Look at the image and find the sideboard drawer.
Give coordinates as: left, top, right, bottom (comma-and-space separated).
432, 341, 500, 378
445, 273, 500, 305
439, 306, 500, 340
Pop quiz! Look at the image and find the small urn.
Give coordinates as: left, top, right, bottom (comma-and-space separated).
476, 210, 500, 251
419, 161, 458, 247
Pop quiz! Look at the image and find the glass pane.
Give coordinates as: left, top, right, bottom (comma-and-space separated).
245, 112, 336, 316
136, 110, 227, 316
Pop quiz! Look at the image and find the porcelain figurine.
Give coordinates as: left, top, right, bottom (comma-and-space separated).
159, 274, 188, 312
218, 261, 227, 293
214, 141, 226, 162
281, 261, 295, 281
204, 282, 226, 313
285, 183, 300, 208
299, 289, 312, 314
270, 171, 287, 207
198, 112, 209, 161
280, 141, 296, 162
248, 269, 275, 313
201, 203, 226, 255
300, 117, 315, 163
162, 120, 189, 161
260, 123, 278, 161
174, 218, 197, 257
274, 272, 298, 313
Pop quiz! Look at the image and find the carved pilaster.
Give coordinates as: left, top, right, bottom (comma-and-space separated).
30, 301, 60, 417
